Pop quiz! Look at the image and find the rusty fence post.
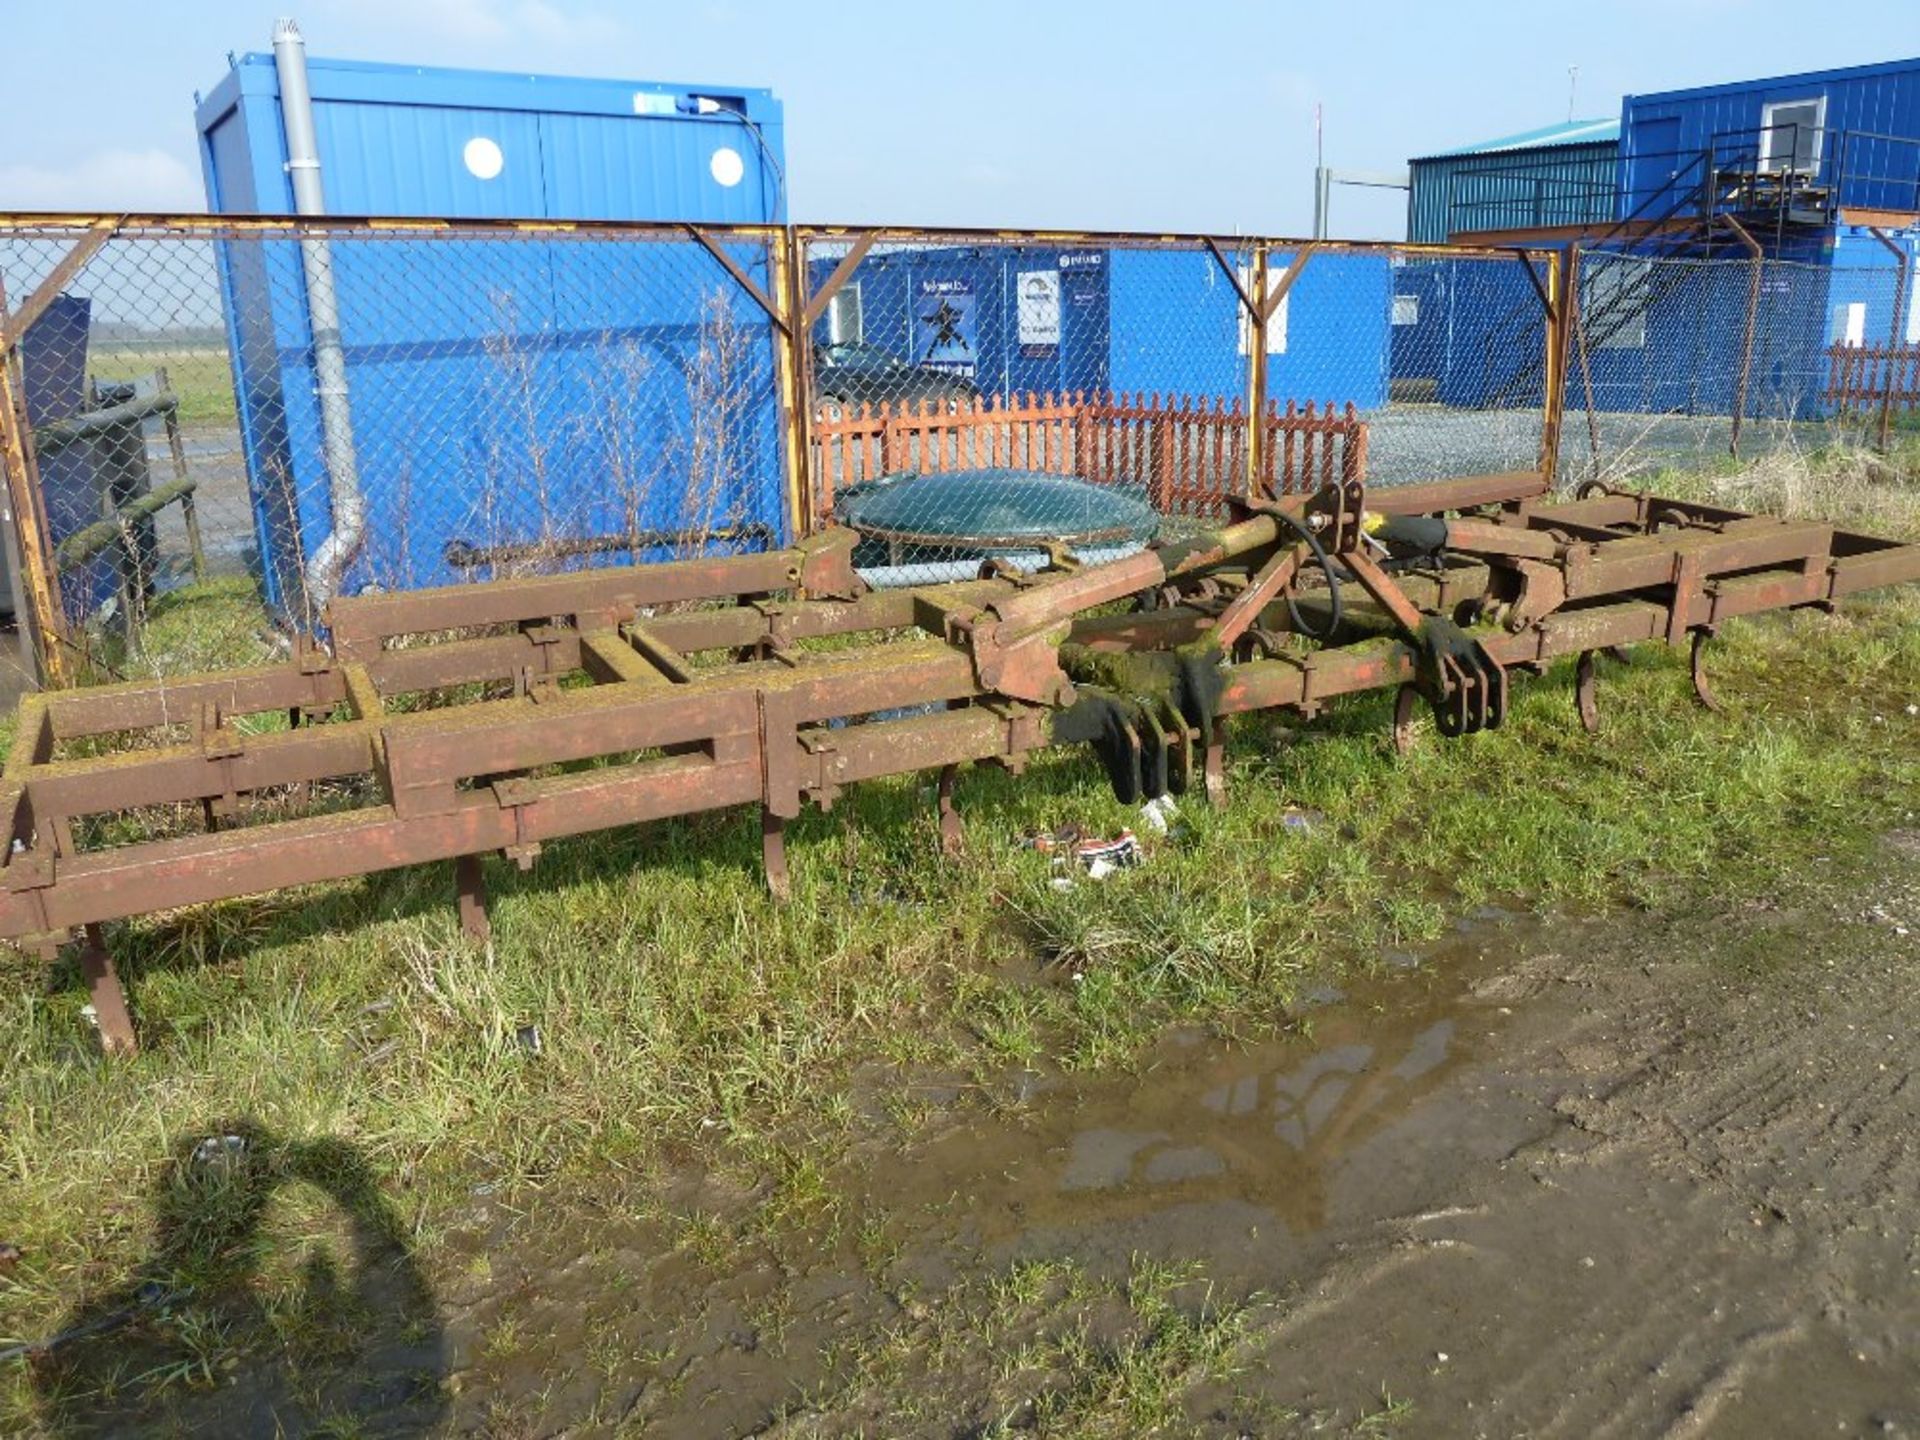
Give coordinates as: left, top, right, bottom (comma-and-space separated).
1538, 247, 1571, 484
0, 308, 67, 688
1720, 215, 1763, 461
1567, 246, 1603, 482
772, 225, 814, 545
1244, 245, 1269, 499
1867, 227, 1910, 453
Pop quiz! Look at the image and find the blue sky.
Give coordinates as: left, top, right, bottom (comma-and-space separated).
6, 0, 1916, 238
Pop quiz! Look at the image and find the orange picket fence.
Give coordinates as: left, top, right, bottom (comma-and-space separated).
810, 390, 1367, 523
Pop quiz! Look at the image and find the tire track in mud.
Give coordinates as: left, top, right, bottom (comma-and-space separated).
1212, 838, 1920, 1437
1570, 959, 1920, 1239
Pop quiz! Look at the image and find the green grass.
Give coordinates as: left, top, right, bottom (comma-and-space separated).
767, 1254, 1418, 1438
1, 453, 1917, 1430
87, 345, 237, 427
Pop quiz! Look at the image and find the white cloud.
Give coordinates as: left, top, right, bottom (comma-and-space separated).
0, 148, 203, 213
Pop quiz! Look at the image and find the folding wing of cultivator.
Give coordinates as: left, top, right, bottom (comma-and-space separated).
5, 469, 1916, 1054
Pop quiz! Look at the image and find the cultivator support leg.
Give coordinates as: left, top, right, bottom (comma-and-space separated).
762, 809, 791, 903
936, 765, 963, 858
1574, 650, 1601, 735
77, 925, 136, 1058
1690, 629, 1724, 714
1202, 722, 1227, 807
455, 854, 491, 946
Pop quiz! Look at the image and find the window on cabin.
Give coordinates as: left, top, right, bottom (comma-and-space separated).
1831, 301, 1867, 348
1759, 97, 1826, 174
826, 284, 863, 345
1236, 264, 1290, 356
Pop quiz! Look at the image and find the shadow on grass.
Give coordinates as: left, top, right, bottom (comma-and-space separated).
29, 1120, 445, 1438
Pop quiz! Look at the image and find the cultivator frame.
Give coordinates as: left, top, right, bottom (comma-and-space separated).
6, 469, 1916, 1054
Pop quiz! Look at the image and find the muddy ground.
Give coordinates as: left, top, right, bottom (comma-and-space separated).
29, 830, 1920, 1438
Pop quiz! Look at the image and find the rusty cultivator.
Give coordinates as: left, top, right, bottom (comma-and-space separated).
5, 469, 1917, 1054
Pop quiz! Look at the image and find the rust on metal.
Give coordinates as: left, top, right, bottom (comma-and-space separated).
3, 464, 1916, 1054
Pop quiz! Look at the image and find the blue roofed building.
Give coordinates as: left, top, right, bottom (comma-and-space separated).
1406, 118, 1622, 244
1403, 57, 1920, 423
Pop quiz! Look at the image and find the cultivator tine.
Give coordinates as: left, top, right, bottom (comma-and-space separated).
77, 925, 137, 1058
1435, 659, 1473, 739
1574, 650, 1602, 734
1427, 643, 1507, 740
454, 853, 491, 945
1489, 660, 1510, 730
1689, 629, 1724, 714
936, 764, 963, 859
761, 808, 792, 903
1136, 703, 1172, 801
1162, 700, 1196, 799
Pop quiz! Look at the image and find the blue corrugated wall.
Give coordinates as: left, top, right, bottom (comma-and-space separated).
1621, 57, 1920, 216
1108, 249, 1390, 409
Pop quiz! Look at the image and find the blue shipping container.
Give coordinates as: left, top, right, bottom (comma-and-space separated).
196, 53, 785, 222
195, 53, 789, 610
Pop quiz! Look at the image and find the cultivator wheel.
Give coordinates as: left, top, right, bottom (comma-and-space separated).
4, 472, 1916, 1054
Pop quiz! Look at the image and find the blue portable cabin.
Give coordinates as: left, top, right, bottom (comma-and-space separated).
807, 243, 1112, 400
810, 241, 1391, 416
1618, 56, 1920, 223
194, 52, 789, 613
1611, 58, 1920, 417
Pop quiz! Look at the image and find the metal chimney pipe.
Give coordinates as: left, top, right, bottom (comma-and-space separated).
272, 16, 364, 614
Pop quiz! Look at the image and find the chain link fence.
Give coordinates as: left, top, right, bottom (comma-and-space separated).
0, 220, 1569, 679
0, 219, 794, 680
1559, 250, 1918, 486
799, 233, 1556, 583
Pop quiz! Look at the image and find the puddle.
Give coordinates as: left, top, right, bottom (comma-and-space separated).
852, 909, 1558, 1291
30, 907, 1579, 1438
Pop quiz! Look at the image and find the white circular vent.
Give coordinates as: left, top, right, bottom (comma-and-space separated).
463, 137, 505, 181
709, 146, 745, 188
